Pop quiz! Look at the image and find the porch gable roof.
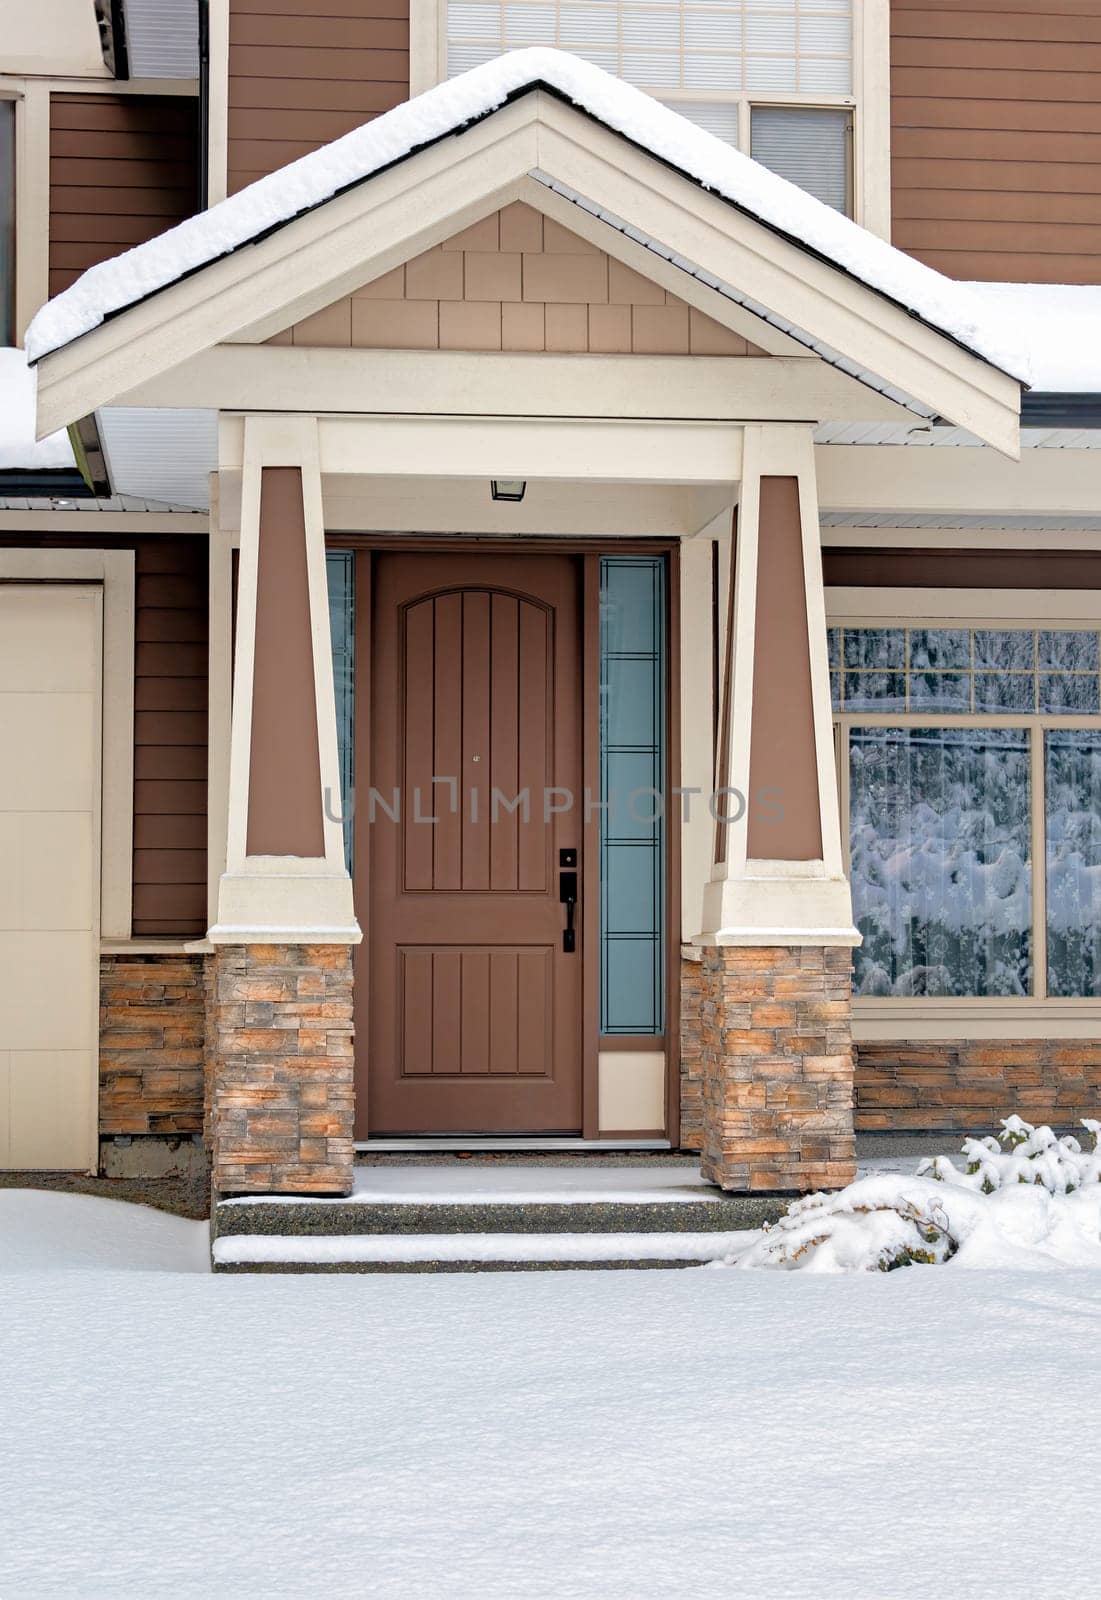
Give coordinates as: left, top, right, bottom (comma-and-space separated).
28, 49, 1025, 453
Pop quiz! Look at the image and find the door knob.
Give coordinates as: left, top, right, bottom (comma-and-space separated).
559, 868, 578, 954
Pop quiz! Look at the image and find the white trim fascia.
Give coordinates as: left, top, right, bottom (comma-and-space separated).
816, 445, 1101, 518
678, 533, 717, 942
0, 74, 198, 96
13, 80, 49, 341
788, 428, 845, 879
34, 91, 1019, 453
118, 349, 910, 428
826, 587, 1101, 625
0, 511, 207, 532
0, 548, 134, 939
222, 411, 747, 484
206, 0, 229, 206
409, 0, 444, 97
854, 1002, 1101, 1041
207, 477, 232, 928
700, 927, 861, 947
822, 528, 1101, 553
854, 0, 891, 242
207, 924, 363, 945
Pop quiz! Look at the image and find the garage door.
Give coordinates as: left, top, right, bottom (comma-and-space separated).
0, 587, 101, 1170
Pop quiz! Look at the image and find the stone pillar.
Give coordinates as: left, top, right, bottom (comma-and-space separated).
698, 425, 858, 1193
699, 946, 854, 1192
207, 945, 354, 1195
207, 416, 360, 1196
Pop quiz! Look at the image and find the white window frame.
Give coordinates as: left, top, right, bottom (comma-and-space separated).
827, 587, 1101, 1039
413, 0, 890, 234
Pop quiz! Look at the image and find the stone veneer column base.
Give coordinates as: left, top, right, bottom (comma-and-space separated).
699, 945, 855, 1193
207, 944, 354, 1195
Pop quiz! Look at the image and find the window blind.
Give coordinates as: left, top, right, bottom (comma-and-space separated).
750, 104, 852, 213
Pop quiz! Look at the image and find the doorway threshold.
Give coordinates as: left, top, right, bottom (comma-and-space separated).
357, 1137, 674, 1153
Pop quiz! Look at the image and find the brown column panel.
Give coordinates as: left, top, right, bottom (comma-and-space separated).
246, 467, 325, 857
747, 477, 822, 861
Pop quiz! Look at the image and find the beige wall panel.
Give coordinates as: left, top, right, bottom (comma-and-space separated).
0, 814, 94, 931
0, 588, 98, 686
0, 588, 99, 1171
21, 814, 96, 931
0, 695, 96, 811
0, 930, 96, 1051
598, 1051, 667, 1135
5, 1053, 95, 1171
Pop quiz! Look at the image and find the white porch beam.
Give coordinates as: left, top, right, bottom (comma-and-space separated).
218, 413, 746, 484
815, 445, 1101, 518
114, 348, 910, 426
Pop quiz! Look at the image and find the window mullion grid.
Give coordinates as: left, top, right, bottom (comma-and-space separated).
1031, 722, 1047, 1001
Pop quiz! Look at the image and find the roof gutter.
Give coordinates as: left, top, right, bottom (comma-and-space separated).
1021, 392, 1101, 430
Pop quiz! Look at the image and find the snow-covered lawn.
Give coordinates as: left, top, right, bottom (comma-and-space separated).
3, 1177, 1101, 1599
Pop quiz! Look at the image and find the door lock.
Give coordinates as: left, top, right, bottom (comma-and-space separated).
559, 864, 578, 953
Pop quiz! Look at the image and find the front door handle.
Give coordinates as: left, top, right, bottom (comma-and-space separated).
559, 870, 578, 953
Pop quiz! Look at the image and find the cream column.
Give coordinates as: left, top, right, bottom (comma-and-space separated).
701, 423, 856, 945
696, 423, 857, 1196
211, 414, 358, 944
206, 415, 358, 1198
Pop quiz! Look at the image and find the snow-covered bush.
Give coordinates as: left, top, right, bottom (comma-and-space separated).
731, 1117, 1101, 1274
919, 1114, 1101, 1196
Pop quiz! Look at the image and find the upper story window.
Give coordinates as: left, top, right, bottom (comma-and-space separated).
446, 0, 855, 213
0, 99, 13, 346
750, 104, 851, 213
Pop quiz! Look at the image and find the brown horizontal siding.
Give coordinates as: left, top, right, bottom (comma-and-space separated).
48, 93, 200, 296
823, 547, 1101, 589
227, 0, 409, 193
0, 534, 208, 938
891, 2, 1101, 283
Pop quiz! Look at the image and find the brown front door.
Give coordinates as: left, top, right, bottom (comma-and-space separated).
360, 551, 583, 1135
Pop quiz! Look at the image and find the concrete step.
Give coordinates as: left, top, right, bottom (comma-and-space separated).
211, 1163, 786, 1273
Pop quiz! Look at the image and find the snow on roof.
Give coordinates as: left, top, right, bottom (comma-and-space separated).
0, 347, 77, 470
964, 282, 1101, 394
26, 49, 1032, 384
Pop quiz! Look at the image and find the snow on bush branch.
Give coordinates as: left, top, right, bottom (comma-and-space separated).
730, 1117, 1101, 1274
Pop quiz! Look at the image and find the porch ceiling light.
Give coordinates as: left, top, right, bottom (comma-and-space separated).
490, 479, 526, 503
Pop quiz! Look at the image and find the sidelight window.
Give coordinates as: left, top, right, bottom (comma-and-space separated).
599, 556, 666, 1033
327, 551, 355, 873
